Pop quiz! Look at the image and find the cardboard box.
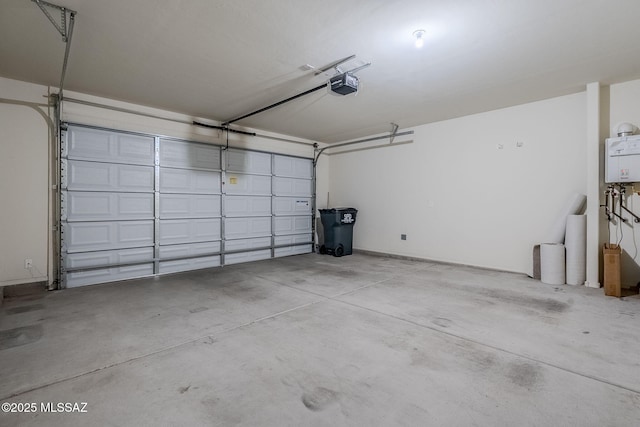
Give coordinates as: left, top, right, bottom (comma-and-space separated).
603, 244, 621, 297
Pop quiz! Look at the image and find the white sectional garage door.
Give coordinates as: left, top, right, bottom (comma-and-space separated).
60, 124, 313, 288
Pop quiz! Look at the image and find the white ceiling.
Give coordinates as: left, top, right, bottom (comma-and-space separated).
2, 0, 640, 143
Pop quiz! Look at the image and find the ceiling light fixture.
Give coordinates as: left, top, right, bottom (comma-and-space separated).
413, 29, 426, 48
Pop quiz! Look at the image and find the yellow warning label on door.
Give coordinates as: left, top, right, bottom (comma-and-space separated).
229, 177, 237, 184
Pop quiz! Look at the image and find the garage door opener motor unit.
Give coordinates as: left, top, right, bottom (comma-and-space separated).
329, 72, 359, 95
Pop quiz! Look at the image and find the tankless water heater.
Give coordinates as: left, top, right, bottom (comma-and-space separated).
605, 134, 640, 183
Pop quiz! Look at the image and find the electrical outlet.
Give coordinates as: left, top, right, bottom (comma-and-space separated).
401, 234, 407, 240
25, 259, 33, 269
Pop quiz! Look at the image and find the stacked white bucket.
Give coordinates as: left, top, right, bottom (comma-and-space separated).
540, 193, 587, 286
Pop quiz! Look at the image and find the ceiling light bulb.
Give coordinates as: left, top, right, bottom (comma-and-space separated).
413, 29, 425, 48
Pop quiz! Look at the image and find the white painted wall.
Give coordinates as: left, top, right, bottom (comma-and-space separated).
0, 78, 52, 286
328, 93, 587, 274
608, 78, 640, 287
0, 76, 326, 287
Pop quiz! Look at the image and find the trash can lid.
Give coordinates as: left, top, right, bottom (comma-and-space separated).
319, 207, 358, 213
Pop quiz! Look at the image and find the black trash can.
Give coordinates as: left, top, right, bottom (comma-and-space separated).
318, 208, 358, 257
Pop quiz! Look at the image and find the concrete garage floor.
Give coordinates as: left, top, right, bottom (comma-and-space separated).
0, 253, 639, 426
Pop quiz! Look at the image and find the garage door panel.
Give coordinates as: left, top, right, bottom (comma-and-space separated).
226, 149, 271, 174
63, 220, 154, 253
115, 137, 155, 165
225, 196, 271, 217
160, 168, 221, 194
273, 197, 311, 216
273, 155, 312, 179
159, 256, 221, 274
66, 264, 154, 288
275, 245, 312, 257
66, 127, 111, 160
65, 247, 154, 269
224, 173, 271, 195
274, 233, 312, 258
274, 216, 312, 235
159, 139, 221, 170
224, 249, 271, 265
64, 192, 154, 221
65, 160, 154, 192
224, 237, 272, 252
159, 218, 221, 245
159, 194, 221, 219
224, 217, 272, 239
66, 127, 155, 165
158, 241, 221, 259
119, 221, 156, 246
273, 177, 312, 197
274, 234, 312, 246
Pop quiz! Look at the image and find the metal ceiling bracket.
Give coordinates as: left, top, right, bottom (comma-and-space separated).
314, 54, 356, 75
32, 0, 76, 42
390, 123, 399, 143
346, 62, 372, 75
32, 0, 77, 101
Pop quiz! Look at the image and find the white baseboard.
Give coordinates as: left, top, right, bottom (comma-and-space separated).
0, 276, 48, 287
